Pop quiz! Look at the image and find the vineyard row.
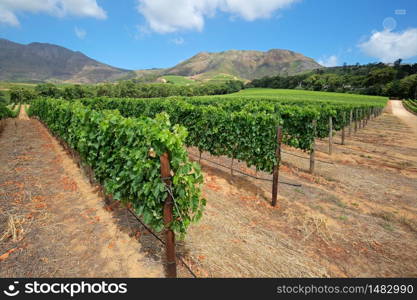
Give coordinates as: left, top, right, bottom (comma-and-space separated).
77, 96, 385, 173
28, 98, 206, 237
403, 99, 417, 115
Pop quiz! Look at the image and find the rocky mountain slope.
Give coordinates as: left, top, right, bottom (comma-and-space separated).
164, 49, 322, 80
0, 38, 134, 83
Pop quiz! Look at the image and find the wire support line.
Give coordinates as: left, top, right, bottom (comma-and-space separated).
188, 153, 302, 187
281, 150, 334, 165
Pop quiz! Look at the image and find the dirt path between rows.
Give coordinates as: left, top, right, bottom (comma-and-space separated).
390, 100, 417, 137
0, 108, 164, 277
18, 105, 29, 121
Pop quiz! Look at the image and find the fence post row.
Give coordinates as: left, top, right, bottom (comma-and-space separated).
160, 152, 177, 278
271, 126, 283, 207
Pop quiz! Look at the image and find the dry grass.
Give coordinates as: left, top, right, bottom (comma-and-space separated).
0, 213, 24, 242
185, 188, 329, 277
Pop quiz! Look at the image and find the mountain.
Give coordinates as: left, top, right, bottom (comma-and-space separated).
163, 49, 322, 80
0, 38, 322, 83
0, 39, 134, 83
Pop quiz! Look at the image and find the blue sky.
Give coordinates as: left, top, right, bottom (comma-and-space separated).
0, 0, 417, 70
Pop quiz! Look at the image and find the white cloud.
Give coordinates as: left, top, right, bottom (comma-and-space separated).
74, 26, 87, 39
0, 7, 19, 26
0, 0, 106, 26
136, 0, 299, 33
170, 37, 185, 45
318, 55, 338, 67
359, 28, 417, 63
220, 0, 298, 21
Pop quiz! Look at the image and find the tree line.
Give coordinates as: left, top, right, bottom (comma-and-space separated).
9, 80, 245, 103
248, 60, 417, 99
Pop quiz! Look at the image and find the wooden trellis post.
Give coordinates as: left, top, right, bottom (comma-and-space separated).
328, 116, 333, 155
349, 109, 353, 137
309, 120, 317, 174
271, 126, 283, 207
160, 152, 177, 278
362, 109, 365, 127
341, 112, 346, 145
354, 109, 358, 133
362, 109, 366, 128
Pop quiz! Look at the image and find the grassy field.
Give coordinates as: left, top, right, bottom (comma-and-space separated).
0, 82, 37, 91
161, 75, 196, 85
161, 74, 240, 85
0, 82, 37, 103
207, 73, 239, 83
0, 81, 79, 90
226, 88, 388, 104
0, 81, 76, 103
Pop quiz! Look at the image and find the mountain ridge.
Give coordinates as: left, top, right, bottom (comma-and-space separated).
0, 38, 134, 83
0, 38, 322, 83
164, 49, 322, 80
